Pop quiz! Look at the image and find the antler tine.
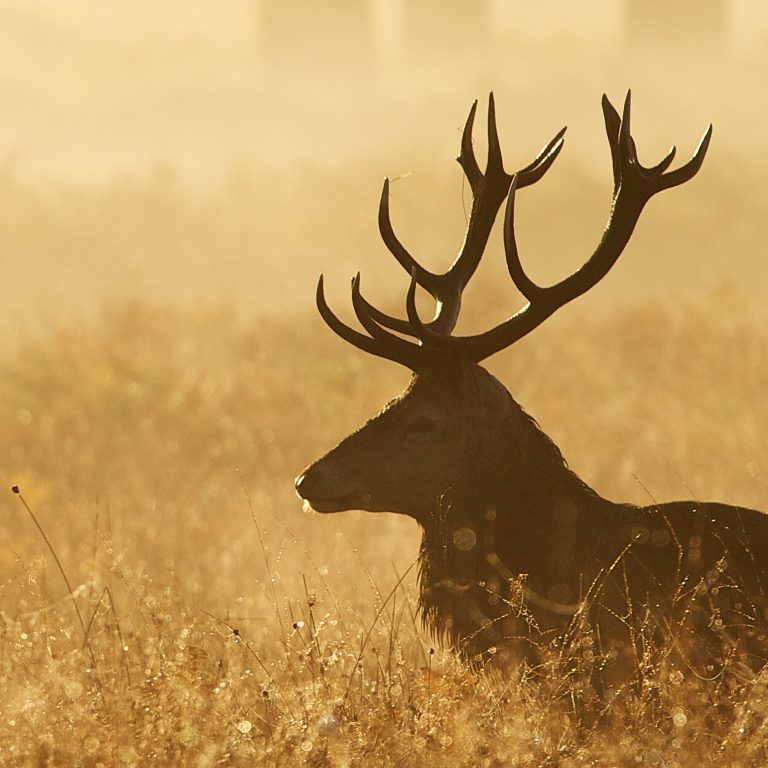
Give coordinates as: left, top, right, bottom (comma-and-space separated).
351, 273, 422, 357
647, 145, 677, 175
405, 268, 428, 337
316, 276, 380, 355
618, 90, 635, 165
354, 290, 418, 336
441, 92, 712, 362
485, 92, 505, 178
657, 124, 712, 190
601, 94, 622, 191
503, 174, 543, 302
458, 99, 482, 191
316, 275, 423, 370
378, 177, 438, 292
515, 126, 567, 188
405, 268, 444, 346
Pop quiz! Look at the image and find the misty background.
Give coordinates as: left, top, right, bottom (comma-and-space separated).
0, 0, 766, 341
0, 2, 767, 675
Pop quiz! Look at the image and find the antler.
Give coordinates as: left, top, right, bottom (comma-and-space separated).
318, 93, 565, 368
406, 91, 712, 362
317, 92, 712, 370
369, 95, 565, 336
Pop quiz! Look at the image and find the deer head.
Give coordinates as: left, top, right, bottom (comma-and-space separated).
295, 92, 711, 527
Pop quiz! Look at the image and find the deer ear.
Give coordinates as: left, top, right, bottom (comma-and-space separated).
472, 368, 513, 422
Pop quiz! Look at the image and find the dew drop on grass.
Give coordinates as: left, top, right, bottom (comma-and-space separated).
179, 725, 200, 747
117, 745, 138, 765
318, 714, 339, 735
236, 720, 252, 735
452, 527, 477, 551
672, 708, 687, 728
63, 680, 84, 700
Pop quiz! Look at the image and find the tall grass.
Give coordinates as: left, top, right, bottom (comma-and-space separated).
1, 295, 767, 765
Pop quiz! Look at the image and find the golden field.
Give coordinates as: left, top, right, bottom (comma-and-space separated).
1, 182, 767, 764
2, 3, 768, 765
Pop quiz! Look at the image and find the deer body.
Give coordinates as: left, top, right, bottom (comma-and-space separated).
295, 92, 768, 676
299, 358, 768, 670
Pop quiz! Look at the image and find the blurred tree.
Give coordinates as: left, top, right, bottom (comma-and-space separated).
624, 0, 727, 53
258, 0, 374, 82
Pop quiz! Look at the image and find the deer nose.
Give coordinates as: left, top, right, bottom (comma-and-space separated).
295, 470, 321, 498
295, 465, 339, 502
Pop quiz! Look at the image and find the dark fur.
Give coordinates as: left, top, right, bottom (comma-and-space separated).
416, 363, 768, 680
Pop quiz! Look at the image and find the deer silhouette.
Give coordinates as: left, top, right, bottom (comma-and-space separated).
295, 93, 768, 682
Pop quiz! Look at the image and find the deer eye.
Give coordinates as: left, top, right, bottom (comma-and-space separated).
404, 414, 438, 439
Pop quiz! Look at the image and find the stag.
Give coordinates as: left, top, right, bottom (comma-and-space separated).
295, 93, 768, 682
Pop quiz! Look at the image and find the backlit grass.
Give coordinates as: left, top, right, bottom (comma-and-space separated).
1, 296, 767, 766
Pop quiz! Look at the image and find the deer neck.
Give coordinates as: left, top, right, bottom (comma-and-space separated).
416, 387, 609, 655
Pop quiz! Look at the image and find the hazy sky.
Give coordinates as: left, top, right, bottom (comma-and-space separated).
0, 0, 766, 335
1, 1, 767, 182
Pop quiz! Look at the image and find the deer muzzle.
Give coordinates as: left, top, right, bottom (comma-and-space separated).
294, 464, 366, 513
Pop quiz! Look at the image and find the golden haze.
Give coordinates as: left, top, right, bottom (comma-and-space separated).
1, 2, 768, 764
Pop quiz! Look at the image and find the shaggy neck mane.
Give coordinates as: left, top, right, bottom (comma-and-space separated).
415, 379, 605, 657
